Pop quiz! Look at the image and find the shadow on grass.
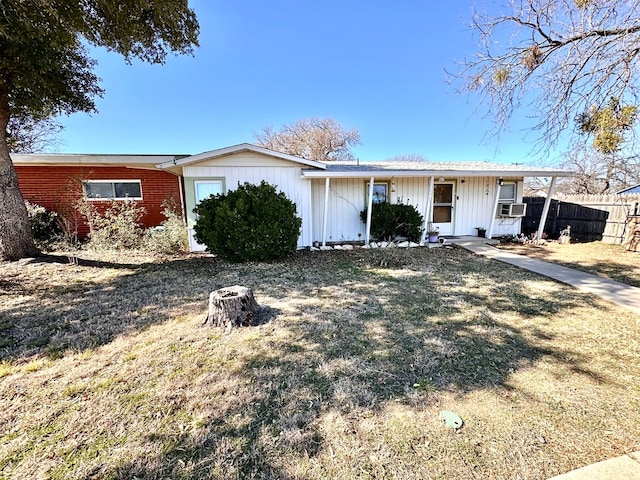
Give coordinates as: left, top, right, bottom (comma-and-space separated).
26, 253, 147, 269
31, 247, 612, 479
551, 259, 640, 288
2, 246, 623, 480
497, 244, 640, 288
0, 255, 228, 361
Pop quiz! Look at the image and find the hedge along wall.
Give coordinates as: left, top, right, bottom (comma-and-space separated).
15, 165, 183, 238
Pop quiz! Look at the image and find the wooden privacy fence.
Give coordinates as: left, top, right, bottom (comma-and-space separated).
522, 194, 640, 244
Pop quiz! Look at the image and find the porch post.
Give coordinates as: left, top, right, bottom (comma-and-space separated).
307, 179, 314, 248
178, 176, 187, 225
487, 178, 501, 239
321, 177, 330, 247
365, 176, 375, 246
420, 176, 434, 245
536, 176, 557, 240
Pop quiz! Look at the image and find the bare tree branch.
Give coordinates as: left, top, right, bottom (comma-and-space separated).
6, 114, 63, 153
453, 0, 640, 150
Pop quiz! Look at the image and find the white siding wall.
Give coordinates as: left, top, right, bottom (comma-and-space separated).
184, 161, 313, 248
311, 178, 364, 243
455, 177, 492, 235
452, 176, 524, 236
311, 177, 432, 243
311, 175, 524, 243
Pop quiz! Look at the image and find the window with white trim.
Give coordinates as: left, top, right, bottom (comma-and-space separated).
499, 183, 516, 203
84, 180, 142, 200
194, 180, 224, 204
365, 181, 389, 204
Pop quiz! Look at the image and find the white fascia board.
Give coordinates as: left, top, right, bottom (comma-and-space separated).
156, 143, 327, 170
12, 153, 179, 166
301, 169, 574, 178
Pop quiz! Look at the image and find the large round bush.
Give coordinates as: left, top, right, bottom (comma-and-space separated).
193, 181, 302, 262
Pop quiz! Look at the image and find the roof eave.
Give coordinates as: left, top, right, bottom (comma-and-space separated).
156, 143, 327, 170
12, 153, 181, 167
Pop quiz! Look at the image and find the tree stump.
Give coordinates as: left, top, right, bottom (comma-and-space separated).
204, 285, 260, 331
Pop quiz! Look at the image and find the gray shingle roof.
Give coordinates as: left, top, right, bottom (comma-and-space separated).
302, 160, 573, 177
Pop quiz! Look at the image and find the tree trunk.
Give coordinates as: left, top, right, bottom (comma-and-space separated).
0, 92, 39, 260
204, 285, 260, 331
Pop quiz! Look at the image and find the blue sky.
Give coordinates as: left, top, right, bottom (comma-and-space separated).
57, 1, 557, 164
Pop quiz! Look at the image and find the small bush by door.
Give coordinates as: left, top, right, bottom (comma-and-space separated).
360, 202, 424, 243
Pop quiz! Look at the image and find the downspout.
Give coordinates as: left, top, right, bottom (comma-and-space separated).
487, 178, 501, 239
365, 176, 375, 246
536, 176, 557, 240
420, 176, 434, 245
321, 177, 330, 247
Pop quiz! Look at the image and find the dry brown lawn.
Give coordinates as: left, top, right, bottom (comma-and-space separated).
498, 241, 640, 287
1, 247, 639, 479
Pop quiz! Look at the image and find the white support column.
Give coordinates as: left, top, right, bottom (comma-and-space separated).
536, 176, 557, 240
487, 178, 502, 239
306, 179, 314, 248
321, 177, 330, 247
420, 176, 435, 245
365, 176, 375, 246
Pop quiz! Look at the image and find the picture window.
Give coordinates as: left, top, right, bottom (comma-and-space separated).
84, 180, 142, 200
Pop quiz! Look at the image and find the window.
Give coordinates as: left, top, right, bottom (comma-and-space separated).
499, 183, 516, 203
366, 181, 389, 204
84, 180, 142, 200
194, 180, 224, 204
497, 182, 523, 217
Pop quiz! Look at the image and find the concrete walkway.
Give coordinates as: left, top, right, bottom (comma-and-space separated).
546, 452, 640, 480
452, 237, 640, 479
453, 237, 640, 316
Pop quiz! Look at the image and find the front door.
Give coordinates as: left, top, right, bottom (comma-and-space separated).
432, 182, 455, 235
189, 180, 225, 251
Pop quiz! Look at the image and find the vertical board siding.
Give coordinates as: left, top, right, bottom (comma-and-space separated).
456, 177, 523, 236
456, 177, 484, 234
311, 176, 523, 243
15, 166, 182, 237
184, 165, 312, 247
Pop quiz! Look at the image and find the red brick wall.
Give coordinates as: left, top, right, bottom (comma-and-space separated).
15, 165, 182, 237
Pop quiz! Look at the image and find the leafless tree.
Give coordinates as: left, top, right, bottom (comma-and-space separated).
559, 145, 640, 194
254, 117, 360, 162
455, 0, 640, 150
385, 154, 430, 163
524, 146, 640, 195
6, 114, 63, 153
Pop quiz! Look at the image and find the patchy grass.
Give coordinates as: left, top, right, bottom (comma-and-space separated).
1, 247, 639, 479
498, 241, 640, 287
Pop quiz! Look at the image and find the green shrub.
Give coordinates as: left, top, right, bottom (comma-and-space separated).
143, 200, 189, 255
360, 202, 424, 242
25, 201, 62, 250
193, 181, 302, 262
81, 200, 146, 251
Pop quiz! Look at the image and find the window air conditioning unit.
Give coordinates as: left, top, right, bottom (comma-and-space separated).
499, 203, 527, 217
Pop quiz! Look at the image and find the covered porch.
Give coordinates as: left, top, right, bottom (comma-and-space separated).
301, 162, 572, 247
